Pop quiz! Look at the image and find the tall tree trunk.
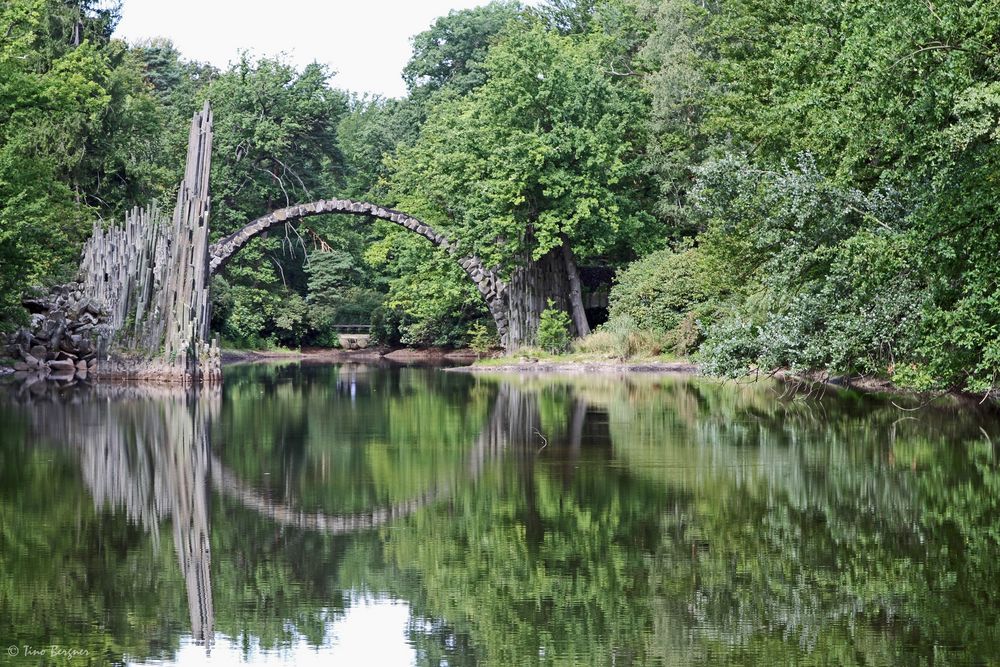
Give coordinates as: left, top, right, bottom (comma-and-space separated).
560, 236, 591, 337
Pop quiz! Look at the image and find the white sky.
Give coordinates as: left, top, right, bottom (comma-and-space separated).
115, 0, 538, 98
135, 598, 418, 666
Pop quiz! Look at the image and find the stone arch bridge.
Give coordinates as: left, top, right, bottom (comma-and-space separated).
208, 199, 510, 344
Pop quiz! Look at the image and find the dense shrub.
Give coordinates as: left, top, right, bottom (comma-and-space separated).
608, 244, 726, 355
370, 306, 406, 347
693, 154, 925, 378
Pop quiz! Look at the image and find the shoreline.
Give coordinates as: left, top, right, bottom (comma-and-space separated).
448, 358, 998, 408
4, 348, 995, 408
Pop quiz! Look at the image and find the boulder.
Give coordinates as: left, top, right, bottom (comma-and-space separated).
48, 358, 76, 373
84, 298, 102, 316
21, 297, 49, 313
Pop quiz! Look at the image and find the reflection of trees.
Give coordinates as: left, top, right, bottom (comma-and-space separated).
466, 374, 1000, 664
3, 370, 998, 665
216, 363, 493, 513
209, 382, 517, 533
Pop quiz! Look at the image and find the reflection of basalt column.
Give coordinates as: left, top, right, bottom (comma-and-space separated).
481, 384, 542, 456
25, 386, 219, 644
167, 393, 215, 643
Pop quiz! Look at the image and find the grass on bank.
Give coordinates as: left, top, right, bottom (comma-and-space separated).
472, 348, 684, 366
473, 320, 688, 366
218, 337, 304, 355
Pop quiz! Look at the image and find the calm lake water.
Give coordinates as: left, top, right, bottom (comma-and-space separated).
1, 363, 999, 665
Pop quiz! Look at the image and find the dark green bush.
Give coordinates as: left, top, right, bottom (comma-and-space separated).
693, 154, 925, 379
608, 244, 726, 355
370, 306, 406, 347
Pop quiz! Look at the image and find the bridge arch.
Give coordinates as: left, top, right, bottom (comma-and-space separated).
208, 199, 510, 345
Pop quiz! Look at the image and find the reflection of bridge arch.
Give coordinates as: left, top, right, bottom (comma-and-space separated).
209, 383, 525, 533
210, 385, 538, 535
207, 199, 510, 344
210, 439, 485, 534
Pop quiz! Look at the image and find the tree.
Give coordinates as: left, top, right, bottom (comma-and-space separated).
0, 0, 133, 329
403, 1, 524, 97
204, 55, 350, 346
535, 0, 599, 34
634, 0, 709, 235
390, 21, 655, 346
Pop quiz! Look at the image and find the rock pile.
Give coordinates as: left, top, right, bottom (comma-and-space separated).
6, 282, 107, 381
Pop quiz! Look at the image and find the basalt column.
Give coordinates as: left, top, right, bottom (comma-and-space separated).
76, 102, 220, 383
160, 101, 220, 383
502, 243, 591, 350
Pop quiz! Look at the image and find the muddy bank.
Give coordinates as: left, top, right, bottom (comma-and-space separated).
448, 359, 699, 374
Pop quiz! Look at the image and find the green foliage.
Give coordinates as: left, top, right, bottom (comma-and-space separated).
689, 153, 922, 378
534, 0, 599, 34
658, 0, 1000, 388
403, 1, 524, 96
337, 97, 417, 201
390, 20, 655, 271
369, 305, 405, 347
467, 320, 498, 355
367, 228, 487, 347
537, 299, 572, 353
608, 242, 726, 353
0, 0, 170, 330
634, 0, 709, 234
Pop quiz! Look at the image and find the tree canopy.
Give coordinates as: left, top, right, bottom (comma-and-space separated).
3, 0, 1000, 384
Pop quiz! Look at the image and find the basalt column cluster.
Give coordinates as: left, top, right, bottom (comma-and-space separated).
7, 103, 221, 384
